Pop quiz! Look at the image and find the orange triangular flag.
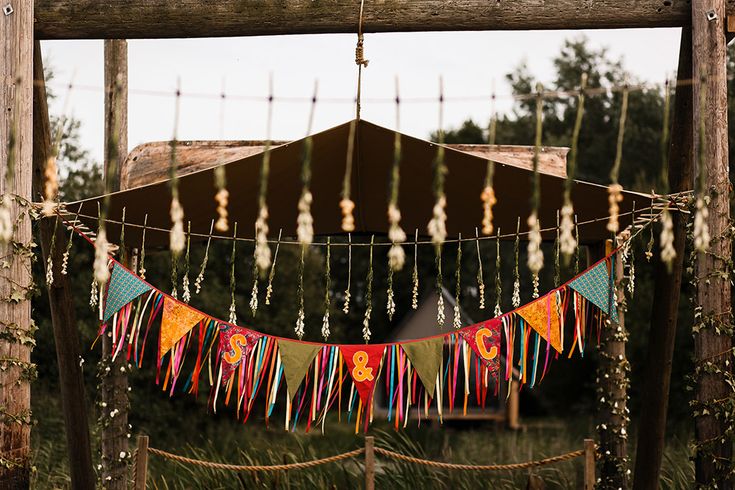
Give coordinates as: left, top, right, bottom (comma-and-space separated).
159, 297, 206, 358
517, 293, 562, 354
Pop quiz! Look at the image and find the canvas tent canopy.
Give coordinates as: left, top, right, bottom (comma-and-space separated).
65, 119, 648, 247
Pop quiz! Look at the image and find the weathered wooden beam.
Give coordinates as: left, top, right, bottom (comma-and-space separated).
32, 41, 96, 490
101, 39, 130, 490
691, 0, 733, 486
632, 28, 693, 490
119, 139, 567, 191
0, 0, 34, 486
33, 1, 734, 40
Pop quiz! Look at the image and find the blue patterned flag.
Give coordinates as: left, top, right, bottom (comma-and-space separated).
568, 259, 618, 323
103, 263, 152, 323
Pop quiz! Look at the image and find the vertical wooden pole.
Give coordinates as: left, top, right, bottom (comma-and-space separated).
364, 436, 375, 490
31, 41, 96, 490
583, 439, 596, 490
0, 0, 33, 486
595, 240, 629, 489
101, 39, 129, 490
133, 435, 149, 490
691, 1, 733, 487
632, 29, 694, 490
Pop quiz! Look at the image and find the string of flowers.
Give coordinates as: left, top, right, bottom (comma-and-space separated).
659, 79, 676, 268
475, 228, 485, 310
435, 241, 445, 327
46, 214, 60, 287
228, 223, 238, 324
254, 77, 274, 275
607, 82, 629, 234
295, 244, 306, 339
194, 219, 213, 294
561, 73, 587, 261
362, 236, 374, 342
321, 238, 331, 340
265, 228, 282, 306
138, 214, 148, 279
428, 77, 448, 249
61, 204, 83, 275
169, 82, 186, 256
512, 218, 521, 308
182, 221, 191, 303
494, 228, 502, 317
388, 78, 407, 271
297, 82, 319, 246
481, 87, 498, 235
412, 229, 419, 310
386, 257, 396, 321
693, 82, 710, 252
527, 83, 544, 278
170, 246, 179, 299
343, 234, 352, 314
250, 227, 259, 317
453, 236, 462, 329
340, 120, 357, 233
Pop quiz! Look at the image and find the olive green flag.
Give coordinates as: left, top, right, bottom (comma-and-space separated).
277, 340, 321, 399
401, 337, 444, 397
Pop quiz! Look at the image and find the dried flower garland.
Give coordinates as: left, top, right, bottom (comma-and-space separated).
169, 85, 186, 255
527, 84, 544, 276
340, 120, 357, 233
297, 83, 318, 246
481, 90, 498, 235
386, 257, 396, 321
658, 79, 676, 267
512, 219, 521, 308
435, 241, 445, 327
453, 236, 462, 329
254, 82, 275, 275
363, 236, 374, 342
387, 81, 407, 271
343, 233, 352, 314
475, 228, 485, 310
295, 244, 306, 339
194, 220, 213, 294
494, 228, 502, 317
412, 229, 419, 310
428, 78, 448, 249
265, 229, 282, 306
250, 231, 259, 317
228, 223, 238, 324
182, 221, 191, 303
607, 83, 629, 234
561, 74, 587, 261
322, 238, 332, 340
46, 214, 60, 287
61, 204, 83, 276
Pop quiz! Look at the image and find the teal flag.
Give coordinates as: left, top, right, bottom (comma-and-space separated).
103, 262, 152, 323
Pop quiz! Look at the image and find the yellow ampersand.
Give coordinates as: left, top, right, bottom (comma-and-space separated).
351, 351, 374, 382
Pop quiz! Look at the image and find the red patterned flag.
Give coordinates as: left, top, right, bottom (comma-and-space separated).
459, 319, 501, 379
217, 325, 262, 384
340, 344, 386, 405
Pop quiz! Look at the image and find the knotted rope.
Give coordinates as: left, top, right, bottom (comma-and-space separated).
355, 0, 369, 119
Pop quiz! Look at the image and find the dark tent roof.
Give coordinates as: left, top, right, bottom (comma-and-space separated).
68, 119, 648, 248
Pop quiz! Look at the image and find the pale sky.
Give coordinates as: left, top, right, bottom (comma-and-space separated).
41, 28, 683, 164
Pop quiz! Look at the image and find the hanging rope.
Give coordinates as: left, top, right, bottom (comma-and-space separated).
355, 0, 369, 120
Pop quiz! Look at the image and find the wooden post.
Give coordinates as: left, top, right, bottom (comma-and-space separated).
100, 38, 130, 490
506, 379, 520, 430
595, 240, 629, 489
0, 0, 34, 486
691, 0, 733, 487
364, 436, 375, 490
31, 41, 96, 490
583, 439, 596, 490
133, 435, 149, 490
632, 29, 694, 490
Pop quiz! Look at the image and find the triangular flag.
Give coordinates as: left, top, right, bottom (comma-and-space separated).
517, 293, 563, 353
159, 297, 206, 358
401, 338, 444, 396
569, 259, 618, 322
341, 344, 385, 405
278, 340, 321, 399
218, 325, 262, 384
459, 320, 501, 378
103, 262, 152, 323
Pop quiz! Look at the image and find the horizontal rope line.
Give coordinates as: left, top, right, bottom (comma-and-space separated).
373, 446, 586, 471
147, 446, 364, 471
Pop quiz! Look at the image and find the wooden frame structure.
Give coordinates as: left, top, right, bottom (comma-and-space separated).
1, 1, 732, 489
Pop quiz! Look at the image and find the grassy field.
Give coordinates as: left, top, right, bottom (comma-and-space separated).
31, 385, 693, 490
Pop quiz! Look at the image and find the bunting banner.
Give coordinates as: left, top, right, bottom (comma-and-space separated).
103, 262, 152, 323
159, 297, 206, 358
278, 340, 322, 399
517, 293, 562, 353
65, 216, 627, 432
569, 258, 618, 323
401, 337, 444, 397
340, 344, 386, 405
217, 325, 263, 384
458, 320, 501, 379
